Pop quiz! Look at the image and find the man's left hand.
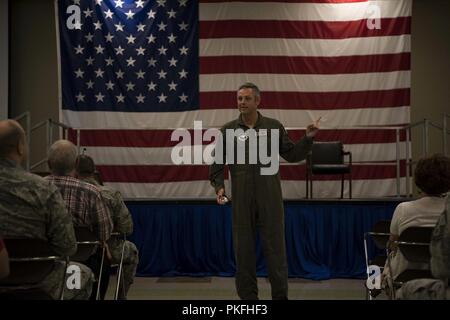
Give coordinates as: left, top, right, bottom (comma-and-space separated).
306, 117, 321, 138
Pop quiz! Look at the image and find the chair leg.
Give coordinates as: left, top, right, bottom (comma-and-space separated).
349, 173, 352, 199
341, 174, 344, 199
310, 176, 313, 199
305, 171, 309, 199
96, 246, 106, 300
114, 242, 126, 300
60, 258, 69, 300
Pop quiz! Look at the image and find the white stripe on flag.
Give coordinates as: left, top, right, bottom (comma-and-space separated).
84, 142, 409, 166
200, 71, 410, 92
62, 106, 410, 129
199, 0, 412, 22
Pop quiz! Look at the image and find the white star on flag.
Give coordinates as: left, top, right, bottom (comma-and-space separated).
105, 9, 114, 19
75, 92, 85, 102
95, 92, 105, 102
147, 10, 156, 19
147, 58, 157, 67
136, 70, 146, 79
115, 46, 125, 55
116, 70, 124, 79
136, 94, 145, 103
157, 93, 167, 103
125, 10, 135, 20
157, 70, 167, 79
86, 80, 94, 89
106, 80, 115, 90
136, 47, 146, 55
126, 57, 136, 66
116, 93, 125, 102
74, 45, 84, 54
136, 0, 145, 8
114, 0, 124, 8
74, 68, 84, 78
106, 81, 115, 90
179, 93, 188, 102
168, 81, 177, 91
85, 33, 94, 42
126, 82, 135, 91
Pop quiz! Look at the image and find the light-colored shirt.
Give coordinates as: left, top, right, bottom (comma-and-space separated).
389, 196, 446, 279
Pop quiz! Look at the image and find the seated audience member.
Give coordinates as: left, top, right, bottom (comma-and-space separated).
383, 154, 450, 293
0, 235, 9, 280
77, 155, 139, 300
45, 140, 113, 300
0, 120, 93, 299
396, 195, 450, 300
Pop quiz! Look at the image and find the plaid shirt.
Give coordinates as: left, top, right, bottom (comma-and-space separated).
46, 175, 113, 241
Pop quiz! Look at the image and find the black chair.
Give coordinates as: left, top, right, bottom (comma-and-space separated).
0, 238, 67, 300
388, 226, 435, 299
71, 226, 106, 300
305, 141, 352, 199
363, 220, 391, 299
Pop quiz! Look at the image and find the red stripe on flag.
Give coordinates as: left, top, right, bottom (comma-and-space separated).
96, 162, 406, 183
68, 128, 407, 148
200, 53, 410, 75
200, 89, 410, 110
200, 17, 410, 39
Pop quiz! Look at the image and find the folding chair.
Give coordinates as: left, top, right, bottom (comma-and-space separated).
305, 141, 352, 199
363, 220, 391, 300
109, 232, 127, 300
71, 226, 106, 300
0, 238, 68, 300
388, 226, 435, 299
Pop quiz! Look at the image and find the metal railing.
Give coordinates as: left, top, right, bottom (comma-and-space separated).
399, 115, 450, 197
29, 119, 73, 171
10, 113, 450, 199
13, 112, 31, 171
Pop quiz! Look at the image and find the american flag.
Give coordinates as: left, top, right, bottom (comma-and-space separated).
57, 0, 411, 199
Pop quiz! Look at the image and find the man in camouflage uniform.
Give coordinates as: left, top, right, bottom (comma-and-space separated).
0, 119, 93, 299
76, 154, 139, 300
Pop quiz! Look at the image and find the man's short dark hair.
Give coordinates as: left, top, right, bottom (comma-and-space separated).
414, 154, 450, 195
76, 154, 96, 176
238, 82, 260, 97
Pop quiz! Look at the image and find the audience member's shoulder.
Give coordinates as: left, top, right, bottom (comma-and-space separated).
23, 171, 57, 190
98, 184, 122, 200
78, 178, 102, 194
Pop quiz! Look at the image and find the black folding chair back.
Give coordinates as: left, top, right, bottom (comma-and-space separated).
390, 226, 435, 298
71, 226, 100, 262
71, 226, 105, 300
397, 227, 434, 263
0, 238, 66, 300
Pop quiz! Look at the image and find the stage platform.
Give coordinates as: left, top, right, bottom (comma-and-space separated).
126, 198, 409, 280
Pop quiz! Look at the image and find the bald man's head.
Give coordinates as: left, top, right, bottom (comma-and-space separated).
0, 120, 26, 161
48, 140, 78, 176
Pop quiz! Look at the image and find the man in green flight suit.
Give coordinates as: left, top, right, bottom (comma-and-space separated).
209, 83, 319, 300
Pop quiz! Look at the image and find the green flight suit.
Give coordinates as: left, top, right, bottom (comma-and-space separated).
209, 112, 313, 300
